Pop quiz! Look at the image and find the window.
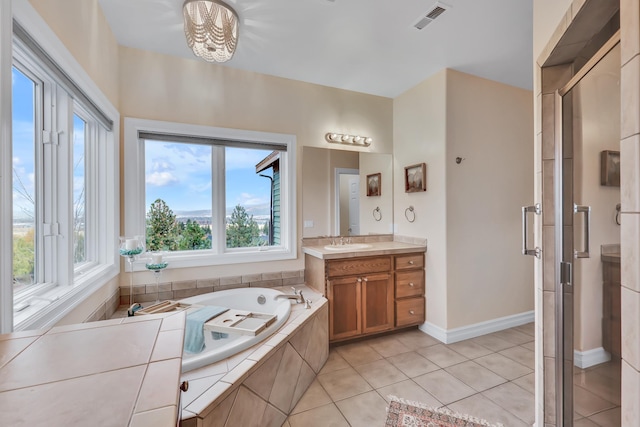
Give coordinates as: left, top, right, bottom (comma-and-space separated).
125, 118, 296, 268
4, 19, 119, 332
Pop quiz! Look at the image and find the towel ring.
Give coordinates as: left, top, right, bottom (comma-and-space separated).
373, 207, 382, 222
405, 206, 416, 223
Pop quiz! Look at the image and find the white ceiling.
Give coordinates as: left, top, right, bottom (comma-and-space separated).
98, 0, 533, 98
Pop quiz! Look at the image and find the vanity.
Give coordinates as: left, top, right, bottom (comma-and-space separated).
601, 245, 621, 358
303, 238, 426, 343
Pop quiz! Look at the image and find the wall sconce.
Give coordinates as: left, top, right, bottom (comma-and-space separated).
325, 133, 372, 147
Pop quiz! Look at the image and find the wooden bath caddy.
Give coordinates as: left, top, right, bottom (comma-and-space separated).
203, 309, 277, 336
136, 300, 193, 315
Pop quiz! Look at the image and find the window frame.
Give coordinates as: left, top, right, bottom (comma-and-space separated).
124, 118, 297, 270
1, 0, 120, 333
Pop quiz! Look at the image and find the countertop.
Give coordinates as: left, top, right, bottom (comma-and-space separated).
302, 240, 427, 260
0, 311, 186, 427
601, 244, 620, 263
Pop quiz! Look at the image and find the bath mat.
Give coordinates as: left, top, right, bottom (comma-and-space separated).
385, 396, 503, 427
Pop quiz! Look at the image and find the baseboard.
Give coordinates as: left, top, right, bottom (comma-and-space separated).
574, 347, 611, 369
419, 310, 535, 344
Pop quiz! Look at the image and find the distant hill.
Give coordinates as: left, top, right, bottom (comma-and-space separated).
174, 203, 270, 219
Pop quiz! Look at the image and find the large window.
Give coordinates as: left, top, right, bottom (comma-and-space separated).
125, 119, 296, 268
5, 20, 119, 331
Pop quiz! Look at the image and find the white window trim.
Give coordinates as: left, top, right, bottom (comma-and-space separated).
124, 117, 297, 270
3, 0, 120, 332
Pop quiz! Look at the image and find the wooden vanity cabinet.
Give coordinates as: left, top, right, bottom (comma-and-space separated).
602, 259, 621, 358
394, 254, 425, 327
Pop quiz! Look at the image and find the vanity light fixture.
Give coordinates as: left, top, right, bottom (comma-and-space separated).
183, 0, 239, 63
325, 132, 372, 147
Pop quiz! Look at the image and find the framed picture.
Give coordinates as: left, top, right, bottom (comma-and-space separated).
366, 173, 381, 197
600, 150, 620, 187
404, 163, 426, 193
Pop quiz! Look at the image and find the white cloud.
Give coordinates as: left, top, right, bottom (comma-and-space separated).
237, 192, 268, 206
146, 171, 178, 187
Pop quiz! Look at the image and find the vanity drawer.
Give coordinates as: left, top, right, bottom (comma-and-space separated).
395, 297, 425, 327
395, 254, 424, 271
395, 271, 424, 299
327, 257, 391, 278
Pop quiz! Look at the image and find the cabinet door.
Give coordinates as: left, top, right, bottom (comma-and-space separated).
361, 273, 394, 334
328, 277, 361, 341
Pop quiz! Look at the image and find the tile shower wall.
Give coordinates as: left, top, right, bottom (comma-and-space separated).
118, 270, 306, 306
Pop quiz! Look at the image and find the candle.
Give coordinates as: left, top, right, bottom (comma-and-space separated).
152, 253, 163, 264
125, 238, 137, 250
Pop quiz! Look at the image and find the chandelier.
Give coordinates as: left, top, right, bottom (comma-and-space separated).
183, 0, 239, 63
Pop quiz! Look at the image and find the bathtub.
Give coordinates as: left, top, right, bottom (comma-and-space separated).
179, 287, 292, 372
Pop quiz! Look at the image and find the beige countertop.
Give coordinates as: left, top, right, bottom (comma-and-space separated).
302, 240, 426, 260
0, 311, 186, 427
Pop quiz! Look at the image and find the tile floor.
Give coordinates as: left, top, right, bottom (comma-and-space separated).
283, 323, 621, 427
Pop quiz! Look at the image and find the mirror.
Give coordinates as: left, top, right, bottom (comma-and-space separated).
302, 147, 393, 237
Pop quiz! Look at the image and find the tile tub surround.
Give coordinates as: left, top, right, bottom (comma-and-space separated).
119, 269, 306, 306
0, 311, 186, 427
178, 285, 329, 426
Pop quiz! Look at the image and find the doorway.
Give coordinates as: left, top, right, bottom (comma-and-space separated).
335, 168, 360, 236
557, 36, 621, 425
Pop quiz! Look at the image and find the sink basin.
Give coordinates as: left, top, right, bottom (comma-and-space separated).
324, 243, 372, 251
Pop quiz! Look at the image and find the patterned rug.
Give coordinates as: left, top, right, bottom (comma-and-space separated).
385, 396, 504, 427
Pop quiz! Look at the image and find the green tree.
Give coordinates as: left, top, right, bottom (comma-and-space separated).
226, 204, 260, 248
178, 219, 212, 250
146, 199, 178, 251
13, 228, 35, 284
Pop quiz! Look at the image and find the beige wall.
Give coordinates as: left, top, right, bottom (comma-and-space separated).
393, 70, 449, 328
28, 0, 119, 107
359, 153, 393, 234
445, 69, 534, 329
394, 69, 534, 330
533, 0, 574, 61
119, 46, 392, 279
573, 43, 621, 352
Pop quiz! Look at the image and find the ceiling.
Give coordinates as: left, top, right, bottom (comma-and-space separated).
98, 0, 533, 98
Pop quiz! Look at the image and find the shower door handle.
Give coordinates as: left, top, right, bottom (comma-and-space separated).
574, 204, 591, 258
522, 203, 541, 258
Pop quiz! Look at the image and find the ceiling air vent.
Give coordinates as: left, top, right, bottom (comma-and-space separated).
414, 2, 450, 30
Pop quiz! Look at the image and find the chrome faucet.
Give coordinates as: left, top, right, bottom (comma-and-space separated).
274, 288, 306, 304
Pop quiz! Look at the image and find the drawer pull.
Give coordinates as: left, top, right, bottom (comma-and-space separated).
180, 381, 189, 392
409, 310, 415, 315
409, 282, 414, 287
409, 260, 415, 265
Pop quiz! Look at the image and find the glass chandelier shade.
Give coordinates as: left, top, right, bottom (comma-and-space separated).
183, 0, 238, 63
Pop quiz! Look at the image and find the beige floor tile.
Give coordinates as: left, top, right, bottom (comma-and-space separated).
588, 406, 621, 427
499, 346, 535, 369
513, 322, 535, 337
335, 390, 388, 427
366, 336, 412, 358
447, 340, 493, 359
588, 359, 621, 381
290, 379, 332, 415
354, 359, 408, 389
573, 385, 617, 417
413, 370, 476, 405
512, 372, 535, 394
445, 361, 507, 392
318, 350, 350, 375
334, 342, 382, 367
394, 329, 440, 350
520, 341, 535, 351
471, 334, 516, 352
448, 394, 529, 427
475, 353, 532, 380
416, 344, 468, 368
376, 379, 443, 408
386, 351, 440, 378
492, 329, 534, 345
574, 417, 600, 427
287, 403, 349, 427
317, 366, 372, 401
574, 369, 621, 406
482, 382, 534, 425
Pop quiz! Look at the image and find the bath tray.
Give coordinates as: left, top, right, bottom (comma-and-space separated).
137, 300, 193, 315
203, 309, 277, 336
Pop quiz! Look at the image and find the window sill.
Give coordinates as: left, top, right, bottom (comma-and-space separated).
14, 264, 119, 331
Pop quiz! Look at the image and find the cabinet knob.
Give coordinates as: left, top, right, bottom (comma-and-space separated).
409, 260, 415, 265
180, 381, 189, 392
357, 278, 362, 283
363, 277, 368, 282
409, 310, 415, 315
409, 282, 414, 287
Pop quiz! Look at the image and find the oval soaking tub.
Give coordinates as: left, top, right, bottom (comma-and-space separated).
179, 287, 292, 372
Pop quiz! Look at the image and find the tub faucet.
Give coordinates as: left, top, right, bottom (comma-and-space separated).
274, 288, 305, 304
